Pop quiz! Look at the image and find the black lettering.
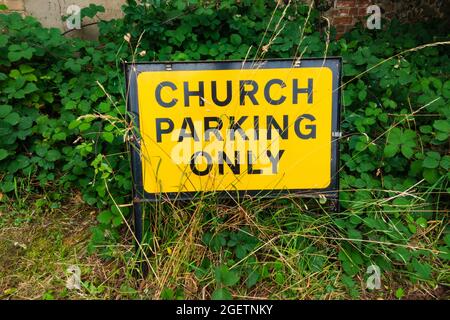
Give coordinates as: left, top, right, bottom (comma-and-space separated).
211, 80, 232, 106
204, 117, 223, 141
229, 116, 249, 140
247, 151, 262, 175
264, 79, 286, 105
155, 81, 177, 108
190, 151, 212, 176
267, 115, 289, 139
294, 114, 316, 139
254, 115, 260, 140
155, 118, 174, 142
179, 117, 199, 142
293, 78, 313, 104
184, 81, 205, 106
239, 80, 259, 105
266, 150, 285, 174
218, 151, 240, 174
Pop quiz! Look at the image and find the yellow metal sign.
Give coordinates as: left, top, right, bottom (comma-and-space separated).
126, 59, 341, 200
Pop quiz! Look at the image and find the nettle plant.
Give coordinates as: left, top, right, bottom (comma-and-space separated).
0, 0, 449, 296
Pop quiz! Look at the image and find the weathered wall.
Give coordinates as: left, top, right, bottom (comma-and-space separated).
2, 0, 448, 39
1, 0, 126, 39
321, 0, 448, 37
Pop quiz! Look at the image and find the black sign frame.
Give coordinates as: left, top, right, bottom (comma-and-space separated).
125, 58, 342, 242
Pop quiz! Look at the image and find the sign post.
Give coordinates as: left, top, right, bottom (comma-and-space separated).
126, 58, 342, 244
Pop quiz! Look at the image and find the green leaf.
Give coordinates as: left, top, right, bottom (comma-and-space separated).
441, 156, 450, 170
0, 148, 8, 161
275, 272, 285, 285
97, 210, 112, 224
0, 105, 12, 118
79, 122, 91, 131
215, 265, 240, 286
339, 250, 359, 275
65, 101, 77, 110
211, 288, 232, 300
401, 145, 414, 159
444, 234, 450, 247
412, 259, 431, 280
384, 144, 398, 158
245, 269, 260, 288
4, 112, 20, 125
53, 132, 67, 141
230, 34, 242, 46
68, 120, 80, 130
358, 90, 367, 101
35, 145, 48, 157
408, 223, 417, 234
433, 120, 450, 133
98, 102, 111, 113
19, 65, 35, 74
395, 288, 405, 299
1, 180, 15, 193
46, 150, 61, 162
343, 93, 353, 107
102, 132, 114, 143
112, 215, 123, 227
422, 151, 441, 169
8, 51, 22, 62
423, 168, 439, 184
160, 288, 174, 300
348, 229, 362, 240
9, 69, 20, 79
416, 217, 427, 228
388, 127, 402, 145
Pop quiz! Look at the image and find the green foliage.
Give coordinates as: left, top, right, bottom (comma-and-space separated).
201, 228, 262, 298
335, 19, 449, 296
0, 1, 449, 298
0, 12, 130, 249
